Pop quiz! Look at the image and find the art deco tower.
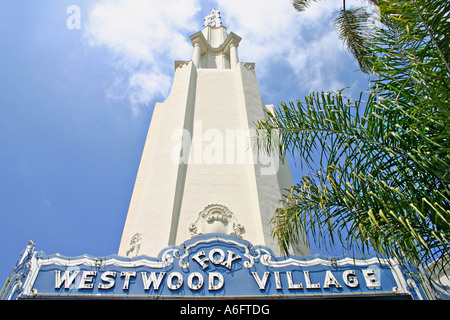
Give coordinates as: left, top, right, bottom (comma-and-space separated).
118, 9, 310, 258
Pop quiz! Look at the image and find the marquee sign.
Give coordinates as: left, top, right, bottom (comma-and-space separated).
2, 234, 426, 299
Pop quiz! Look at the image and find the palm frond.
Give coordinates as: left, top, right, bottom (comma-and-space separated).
275, 0, 450, 276
333, 7, 375, 73
292, 0, 322, 12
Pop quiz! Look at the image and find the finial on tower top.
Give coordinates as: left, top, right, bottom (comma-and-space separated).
203, 8, 222, 28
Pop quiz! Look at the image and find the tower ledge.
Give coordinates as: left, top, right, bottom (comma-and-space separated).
189, 28, 241, 69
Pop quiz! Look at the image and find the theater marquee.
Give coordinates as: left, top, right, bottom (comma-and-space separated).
2, 234, 425, 299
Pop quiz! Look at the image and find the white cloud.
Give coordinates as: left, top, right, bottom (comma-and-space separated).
286, 27, 348, 93
84, 0, 201, 115
213, 0, 363, 93
213, 0, 299, 70
128, 71, 172, 113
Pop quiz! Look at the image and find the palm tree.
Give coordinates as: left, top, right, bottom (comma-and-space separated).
293, 0, 379, 73
255, 0, 450, 277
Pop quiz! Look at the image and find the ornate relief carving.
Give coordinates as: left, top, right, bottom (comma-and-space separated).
189, 204, 245, 237
126, 233, 142, 258
203, 8, 222, 28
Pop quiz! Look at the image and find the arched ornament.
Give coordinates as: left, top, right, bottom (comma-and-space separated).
189, 204, 245, 237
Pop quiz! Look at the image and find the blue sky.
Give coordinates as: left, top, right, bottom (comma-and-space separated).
0, 0, 372, 283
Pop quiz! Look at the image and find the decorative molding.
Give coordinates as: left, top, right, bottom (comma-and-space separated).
189, 204, 244, 237
175, 60, 190, 70
126, 233, 142, 258
6, 234, 417, 300
189, 31, 241, 55
241, 62, 255, 71
203, 8, 222, 28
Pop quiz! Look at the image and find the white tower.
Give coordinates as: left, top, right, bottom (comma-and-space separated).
118, 10, 310, 258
